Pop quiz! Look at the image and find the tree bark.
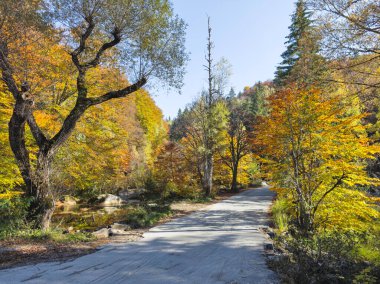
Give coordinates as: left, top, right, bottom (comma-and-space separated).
28, 150, 55, 230
203, 153, 213, 197
230, 163, 239, 192
8, 96, 57, 230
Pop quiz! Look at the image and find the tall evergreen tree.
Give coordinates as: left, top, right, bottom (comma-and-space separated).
275, 0, 326, 86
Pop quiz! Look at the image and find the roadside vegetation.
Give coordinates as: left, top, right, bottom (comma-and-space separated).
0, 0, 379, 282
259, 0, 380, 283
0, 0, 263, 249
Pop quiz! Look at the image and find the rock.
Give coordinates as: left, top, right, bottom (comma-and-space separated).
267, 255, 279, 261
126, 199, 141, 205
267, 231, 275, 239
109, 228, 129, 236
102, 206, 119, 214
264, 243, 274, 250
92, 228, 110, 239
97, 194, 124, 206
111, 223, 131, 231
118, 188, 145, 200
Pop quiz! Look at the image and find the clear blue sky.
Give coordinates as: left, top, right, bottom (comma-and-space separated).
150, 0, 295, 119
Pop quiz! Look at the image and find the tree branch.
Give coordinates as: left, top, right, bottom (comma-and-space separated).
70, 16, 95, 69
312, 173, 346, 218
82, 28, 122, 69
0, 42, 20, 98
325, 0, 380, 35
27, 113, 47, 147
88, 77, 147, 105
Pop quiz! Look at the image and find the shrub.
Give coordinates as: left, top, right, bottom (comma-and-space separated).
0, 195, 30, 238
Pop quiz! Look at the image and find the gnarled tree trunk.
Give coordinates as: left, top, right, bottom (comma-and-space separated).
1, 13, 148, 230
8, 94, 57, 230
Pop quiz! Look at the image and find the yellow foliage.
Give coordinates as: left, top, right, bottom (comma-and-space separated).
255, 85, 380, 231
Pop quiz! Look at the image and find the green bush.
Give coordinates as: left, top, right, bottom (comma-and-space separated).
0, 196, 30, 238
124, 205, 172, 228
271, 197, 291, 233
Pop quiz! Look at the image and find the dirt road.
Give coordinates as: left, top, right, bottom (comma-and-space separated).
0, 187, 278, 284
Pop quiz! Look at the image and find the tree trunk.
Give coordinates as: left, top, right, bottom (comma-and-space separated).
27, 151, 55, 230
203, 153, 213, 197
297, 201, 312, 235
8, 97, 33, 194
8, 96, 56, 230
230, 163, 239, 192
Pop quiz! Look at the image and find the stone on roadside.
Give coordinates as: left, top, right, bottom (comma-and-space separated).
118, 188, 145, 200
111, 223, 131, 231
109, 228, 130, 236
267, 231, 275, 239
92, 228, 110, 239
97, 194, 124, 206
264, 243, 274, 250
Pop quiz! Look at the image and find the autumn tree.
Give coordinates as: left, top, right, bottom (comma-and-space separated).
169, 108, 189, 141
0, 0, 187, 229
308, 0, 379, 81
220, 98, 251, 192
177, 97, 229, 194
197, 18, 233, 196
255, 86, 379, 234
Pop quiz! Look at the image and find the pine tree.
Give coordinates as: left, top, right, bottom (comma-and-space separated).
275, 0, 325, 86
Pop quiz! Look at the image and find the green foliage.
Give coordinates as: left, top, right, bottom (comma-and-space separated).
0, 196, 29, 237
271, 197, 291, 233
275, 0, 327, 86
124, 205, 172, 228
273, 227, 380, 283
241, 82, 273, 118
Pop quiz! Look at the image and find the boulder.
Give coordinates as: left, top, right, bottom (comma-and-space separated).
109, 228, 129, 236
126, 199, 141, 205
264, 243, 274, 250
118, 188, 145, 200
102, 206, 119, 214
97, 194, 124, 206
111, 223, 131, 231
92, 228, 110, 239
267, 231, 275, 239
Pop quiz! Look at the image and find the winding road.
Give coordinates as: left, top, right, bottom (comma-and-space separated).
0, 187, 278, 284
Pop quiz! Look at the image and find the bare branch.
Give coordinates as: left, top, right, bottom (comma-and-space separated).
82, 27, 122, 69
88, 77, 147, 105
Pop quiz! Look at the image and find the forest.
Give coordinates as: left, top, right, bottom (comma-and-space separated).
0, 0, 379, 283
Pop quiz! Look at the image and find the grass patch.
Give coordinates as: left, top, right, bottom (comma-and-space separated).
1, 228, 95, 243
124, 205, 172, 228
271, 197, 291, 233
